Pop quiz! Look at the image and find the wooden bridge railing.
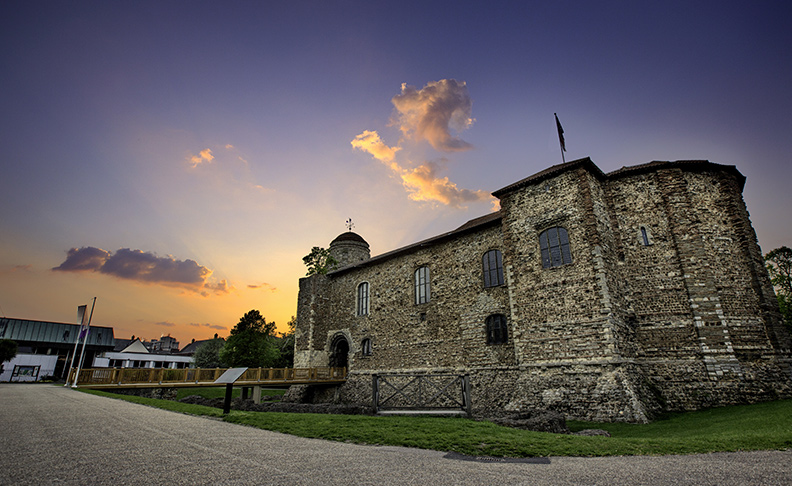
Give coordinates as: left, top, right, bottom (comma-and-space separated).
69, 367, 347, 388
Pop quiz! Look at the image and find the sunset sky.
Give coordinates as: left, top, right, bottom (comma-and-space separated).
2, 1, 791, 344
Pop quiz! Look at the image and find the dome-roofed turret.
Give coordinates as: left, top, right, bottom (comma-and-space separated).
331, 231, 369, 245
329, 231, 370, 268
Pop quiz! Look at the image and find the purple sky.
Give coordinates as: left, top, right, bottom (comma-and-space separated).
1, 1, 790, 342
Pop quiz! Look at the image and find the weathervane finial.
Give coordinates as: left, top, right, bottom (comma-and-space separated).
345, 218, 355, 232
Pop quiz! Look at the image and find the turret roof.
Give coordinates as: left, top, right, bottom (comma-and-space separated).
330, 231, 369, 246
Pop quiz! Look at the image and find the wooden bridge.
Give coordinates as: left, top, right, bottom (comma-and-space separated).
69, 367, 347, 389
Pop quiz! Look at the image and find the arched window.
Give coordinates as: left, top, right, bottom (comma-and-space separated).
415, 266, 430, 305
361, 338, 372, 356
356, 282, 369, 316
486, 314, 508, 344
539, 226, 572, 268
482, 249, 504, 288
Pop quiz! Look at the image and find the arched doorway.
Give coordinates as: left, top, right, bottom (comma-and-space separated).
329, 334, 349, 369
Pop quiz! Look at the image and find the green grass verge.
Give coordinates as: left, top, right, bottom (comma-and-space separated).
79, 388, 792, 457
174, 387, 286, 401
81, 389, 226, 418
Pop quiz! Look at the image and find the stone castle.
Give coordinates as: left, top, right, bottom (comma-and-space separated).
294, 158, 792, 422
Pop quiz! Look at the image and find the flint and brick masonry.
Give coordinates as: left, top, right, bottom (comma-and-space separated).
294, 158, 792, 422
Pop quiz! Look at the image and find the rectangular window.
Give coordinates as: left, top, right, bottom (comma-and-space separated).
486, 314, 508, 344
483, 249, 504, 287
415, 266, 430, 304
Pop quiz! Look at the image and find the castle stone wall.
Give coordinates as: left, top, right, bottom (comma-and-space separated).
294, 159, 792, 422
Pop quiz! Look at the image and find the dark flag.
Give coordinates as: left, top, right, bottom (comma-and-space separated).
554, 113, 566, 152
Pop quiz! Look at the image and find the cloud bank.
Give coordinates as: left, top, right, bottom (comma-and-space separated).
53, 246, 231, 295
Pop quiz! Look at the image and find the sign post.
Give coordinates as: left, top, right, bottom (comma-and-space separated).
214, 367, 248, 414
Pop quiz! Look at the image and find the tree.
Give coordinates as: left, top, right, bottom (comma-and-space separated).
0, 339, 18, 375
302, 246, 338, 276
219, 310, 280, 368
272, 316, 296, 368
193, 338, 226, 368
765, 246, 792, 328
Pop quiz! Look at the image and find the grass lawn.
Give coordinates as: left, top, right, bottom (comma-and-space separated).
80, 388, 792, 458
174, 386, 287, 401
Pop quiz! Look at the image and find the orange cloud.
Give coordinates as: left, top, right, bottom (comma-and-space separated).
351, 130, 401, 165
401, 160, 493, 208
351, 132, 493, 208
202, 279, 234, 296
188, 148, 214, 168
248, 282, 277, 292
188, 149, 214, 168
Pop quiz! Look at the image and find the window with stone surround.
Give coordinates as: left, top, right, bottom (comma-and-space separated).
539, 226, 572, 268
486, 314, 508, 344
414, 266, 430, 304
482, 249, 504, 287
356, 282, 369, 316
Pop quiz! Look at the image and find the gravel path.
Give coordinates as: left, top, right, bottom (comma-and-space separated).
1, 384, 790, 485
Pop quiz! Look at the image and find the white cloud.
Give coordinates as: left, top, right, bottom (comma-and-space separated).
391, 79, 475, 152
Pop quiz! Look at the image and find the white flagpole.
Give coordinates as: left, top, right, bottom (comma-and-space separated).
72, 297, 96, 388
65, 305, 87, 386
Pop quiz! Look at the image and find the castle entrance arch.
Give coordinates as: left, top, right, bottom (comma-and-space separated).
329, 334, 349, 369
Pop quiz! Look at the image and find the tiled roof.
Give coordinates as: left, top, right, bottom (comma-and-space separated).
327, 210, 502, 276
179, 338, 224, 355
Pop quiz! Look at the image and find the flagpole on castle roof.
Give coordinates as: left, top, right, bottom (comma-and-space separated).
555, 113, 566, 164
71, 297, 96, 388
